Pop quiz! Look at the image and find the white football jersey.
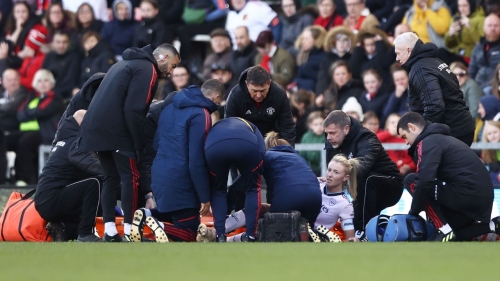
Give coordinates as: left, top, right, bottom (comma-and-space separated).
314, 182, 354, 231
226, 1, 277, 50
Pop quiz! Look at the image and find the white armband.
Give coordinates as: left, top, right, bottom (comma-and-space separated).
341, 218, 354, 231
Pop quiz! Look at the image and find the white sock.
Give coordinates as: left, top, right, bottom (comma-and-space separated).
490, 220, 496, 232
225, 210, 246, 233
124, 223, 131, 235
439, 224, 452, 234
105, 222, 118, 236
226, 233, 244, 242
144, 209, 152, 217
159, 221, 164, 229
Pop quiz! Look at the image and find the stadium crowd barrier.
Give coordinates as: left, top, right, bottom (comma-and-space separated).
35, 142, 500, 177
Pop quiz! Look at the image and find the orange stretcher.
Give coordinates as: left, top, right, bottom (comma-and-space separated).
95, 217, 156, 240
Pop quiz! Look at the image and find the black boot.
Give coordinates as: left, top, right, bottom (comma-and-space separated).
216, 234, 227, 242
492, 217, 500, 234
46, 222, 67, 242
240, 233, 256, 242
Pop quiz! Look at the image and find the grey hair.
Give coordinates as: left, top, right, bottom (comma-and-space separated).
393, 32, 419, 49
32, 69, 56, 91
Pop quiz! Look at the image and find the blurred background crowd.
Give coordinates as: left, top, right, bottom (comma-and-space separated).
0, 0, 499, 187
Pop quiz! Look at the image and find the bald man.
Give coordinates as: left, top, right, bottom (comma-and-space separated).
394, 32, 475, 146
469, 14, 500, 89
230, 26, 258, 79
0, 69, 29, 133
0, 69, 29, 183
34, 110, 103, 242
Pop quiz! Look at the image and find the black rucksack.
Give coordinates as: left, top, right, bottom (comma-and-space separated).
257, 211, 309, 242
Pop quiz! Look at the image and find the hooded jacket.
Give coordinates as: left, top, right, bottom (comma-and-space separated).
225, 68, 296, 145
316, 26, 355, 95
52, 72, 105, 146
479, 95, 500, 121
152, 86, 217, 213
325, 116, 402, 184
35, 116, 103, 205
402, 39, 475, 138
78, 45, 159, 153
138, 91, 178, 196
407, 122, 493, 221
264, 145, 321, 204
100, 0, 139, 56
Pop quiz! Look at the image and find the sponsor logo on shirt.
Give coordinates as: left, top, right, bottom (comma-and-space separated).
321, 205, 329, 213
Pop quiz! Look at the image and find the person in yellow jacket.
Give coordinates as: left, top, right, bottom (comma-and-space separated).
403, 0, 451, 48
444, 0, 485, 61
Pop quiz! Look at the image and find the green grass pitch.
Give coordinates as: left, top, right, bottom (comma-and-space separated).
0, 243, 499, 280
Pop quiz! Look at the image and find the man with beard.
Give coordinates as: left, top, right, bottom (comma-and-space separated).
323, 110, 403, 241
78, 43, 180, 242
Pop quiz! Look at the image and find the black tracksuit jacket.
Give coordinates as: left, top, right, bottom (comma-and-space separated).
407, 122, 493, 222
403, 40, 475, 138
35, 116, 103, 205
78, 45, 159, 154
225, 68, 296, 145
325, 116, 402, 183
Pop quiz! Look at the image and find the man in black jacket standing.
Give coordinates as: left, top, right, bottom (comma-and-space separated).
78, 43, 180, 242
324, 110, 403, 241
225, 65, 296, 145
42, 31, 81, 101
230, 26, 258, 79
394, 32, 475, 146
35, 110, 103, 242
397, 112, 499, 242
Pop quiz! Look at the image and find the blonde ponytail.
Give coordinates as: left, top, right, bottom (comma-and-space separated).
264, 131, 290, 150
347, 158, 359, 200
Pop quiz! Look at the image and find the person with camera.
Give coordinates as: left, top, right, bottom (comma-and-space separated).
444, 0, 485, 63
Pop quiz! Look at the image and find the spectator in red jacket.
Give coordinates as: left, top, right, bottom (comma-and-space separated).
314, 0, 344, 30
19, 26, 47, 91
377, 113, 415, 176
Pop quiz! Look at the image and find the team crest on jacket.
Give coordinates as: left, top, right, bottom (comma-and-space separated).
267, 107, 275, 115
329, 198, 336, 206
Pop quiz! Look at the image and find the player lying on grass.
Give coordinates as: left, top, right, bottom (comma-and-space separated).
397, 112, 500, 242
198, 153, 358, 242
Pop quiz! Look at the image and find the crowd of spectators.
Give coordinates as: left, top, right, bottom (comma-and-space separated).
0, 0, 499, 186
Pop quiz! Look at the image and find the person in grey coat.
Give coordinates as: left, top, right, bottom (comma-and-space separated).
279, 0, 315, 56
450, 61, 484, 120
469, 14, 500, 90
